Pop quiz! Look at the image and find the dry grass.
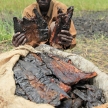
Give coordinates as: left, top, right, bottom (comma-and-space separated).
66, 36, 108, 73
0, 40, 13, 53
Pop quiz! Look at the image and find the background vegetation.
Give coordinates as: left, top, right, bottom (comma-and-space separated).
0, 0, 108, 41
0, 0, 108, 73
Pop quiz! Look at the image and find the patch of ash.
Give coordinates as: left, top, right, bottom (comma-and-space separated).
73, 11, 108, 38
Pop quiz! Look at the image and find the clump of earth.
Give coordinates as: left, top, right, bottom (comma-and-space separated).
73, 11, 108, 38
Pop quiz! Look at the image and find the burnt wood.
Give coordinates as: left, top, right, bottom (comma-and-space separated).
50, 6, 74, 48
13, 52, 100, 107
39, 53, 97, 85
14, 53, 70, 106
13, 9, 48, 47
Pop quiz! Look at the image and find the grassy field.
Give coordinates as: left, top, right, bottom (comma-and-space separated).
0, 0, 108, 12
0, 0, 108, 73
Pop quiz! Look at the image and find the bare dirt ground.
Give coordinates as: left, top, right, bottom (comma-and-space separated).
73, 11, 108, 38
0, 11, 108, 73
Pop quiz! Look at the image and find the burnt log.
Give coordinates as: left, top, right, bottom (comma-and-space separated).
50, 6, 74, 48
73, 83, 106, 108
13, 9, 48, 47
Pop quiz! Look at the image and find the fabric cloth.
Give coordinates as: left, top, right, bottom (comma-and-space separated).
36, 44, 108, 102
93, 103, 108, 108
22, 0, 77, 49
0, 45, 54, 108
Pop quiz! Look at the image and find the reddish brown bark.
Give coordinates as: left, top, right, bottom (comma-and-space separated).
43, 55, 97, 85
13, 9, 48, 47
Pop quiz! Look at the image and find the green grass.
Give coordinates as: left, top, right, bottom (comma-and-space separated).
0, 0, 35, 13
0, 0, 108, 12
0, 13, 14, 41
58, 0, 108, 11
